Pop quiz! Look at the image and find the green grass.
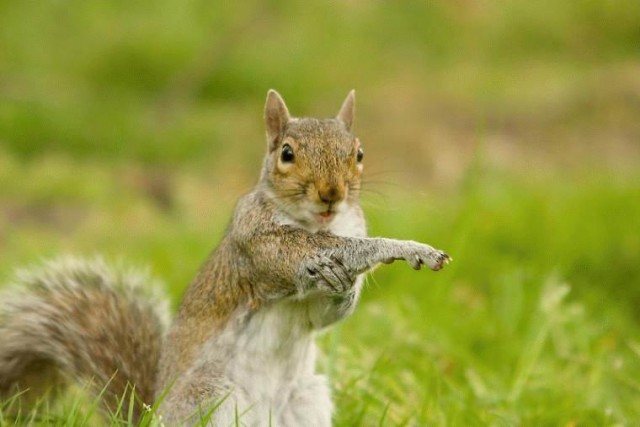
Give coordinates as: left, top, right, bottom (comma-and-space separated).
1, 0, 639, 424
1, 147, 639, 425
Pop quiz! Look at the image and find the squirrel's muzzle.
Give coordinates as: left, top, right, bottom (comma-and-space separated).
317, 183, 346, 205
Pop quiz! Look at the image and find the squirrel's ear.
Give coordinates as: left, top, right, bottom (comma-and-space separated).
264, 89, 290, 150
336, 89, 356, 132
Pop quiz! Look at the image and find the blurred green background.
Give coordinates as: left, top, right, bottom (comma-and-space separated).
1, 0, 640, 425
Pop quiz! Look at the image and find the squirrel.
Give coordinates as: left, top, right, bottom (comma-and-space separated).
0, 90, 451, 426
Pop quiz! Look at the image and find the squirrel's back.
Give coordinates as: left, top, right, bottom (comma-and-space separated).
0, 256, 169, 418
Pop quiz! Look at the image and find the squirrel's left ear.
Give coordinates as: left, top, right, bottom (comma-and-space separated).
336, 89, 356, 132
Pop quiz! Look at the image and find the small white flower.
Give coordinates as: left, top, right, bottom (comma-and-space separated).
143, 403, 152, 413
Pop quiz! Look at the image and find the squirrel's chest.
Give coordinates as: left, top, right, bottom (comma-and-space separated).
328, 208, 367, 237
213, 300, 317, 394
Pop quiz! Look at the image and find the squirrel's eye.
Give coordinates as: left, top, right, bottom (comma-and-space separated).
281, 144, 295, 163
356, 147, 364, 163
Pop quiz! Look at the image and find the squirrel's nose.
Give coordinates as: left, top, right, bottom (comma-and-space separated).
317, 186, 344, 204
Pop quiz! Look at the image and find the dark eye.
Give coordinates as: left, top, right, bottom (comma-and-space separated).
356, 147, 364, 163
281, 143, 295, 163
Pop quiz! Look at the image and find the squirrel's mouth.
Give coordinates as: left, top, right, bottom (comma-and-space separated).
315, 210, 335, 223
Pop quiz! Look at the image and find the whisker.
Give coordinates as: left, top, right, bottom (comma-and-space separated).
360, 179, 403, 189
361, 169, 402, 179
358, 188, 390, 198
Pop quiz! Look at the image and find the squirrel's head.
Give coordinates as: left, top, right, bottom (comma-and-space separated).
261, 89, 363, 227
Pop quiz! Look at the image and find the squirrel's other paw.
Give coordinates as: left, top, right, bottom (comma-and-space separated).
401, 242, 452, 272
303, 254, 355, 294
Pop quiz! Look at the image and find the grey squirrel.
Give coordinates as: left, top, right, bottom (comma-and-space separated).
0, 90, 451, 426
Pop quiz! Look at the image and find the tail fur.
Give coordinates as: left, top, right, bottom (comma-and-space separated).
0, 256, 170, 418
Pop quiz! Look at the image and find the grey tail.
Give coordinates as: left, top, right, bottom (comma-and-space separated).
0, 256, 170, 419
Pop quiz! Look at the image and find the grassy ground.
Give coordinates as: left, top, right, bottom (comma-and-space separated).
1, 147, 639, 425
1, 0, 640, 425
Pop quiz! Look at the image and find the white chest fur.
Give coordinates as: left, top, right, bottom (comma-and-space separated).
205, 300, 332, 425
327, 207, 366, 238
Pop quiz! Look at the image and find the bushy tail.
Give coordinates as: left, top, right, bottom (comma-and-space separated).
0, 257, 170, 418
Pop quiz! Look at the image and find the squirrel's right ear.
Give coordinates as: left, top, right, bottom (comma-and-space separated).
337, 89, 356, 132
264, 89, 290, 151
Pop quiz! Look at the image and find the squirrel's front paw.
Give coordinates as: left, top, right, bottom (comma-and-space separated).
303, 254, 355, 294
400, 242, 452, 271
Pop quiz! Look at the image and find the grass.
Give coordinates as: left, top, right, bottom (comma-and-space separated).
0, 146, 638, 425
1, 0, 639, 424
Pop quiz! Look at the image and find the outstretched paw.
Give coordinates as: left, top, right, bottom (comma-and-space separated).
401, 242, 452, 271
424, 249, 452, 271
